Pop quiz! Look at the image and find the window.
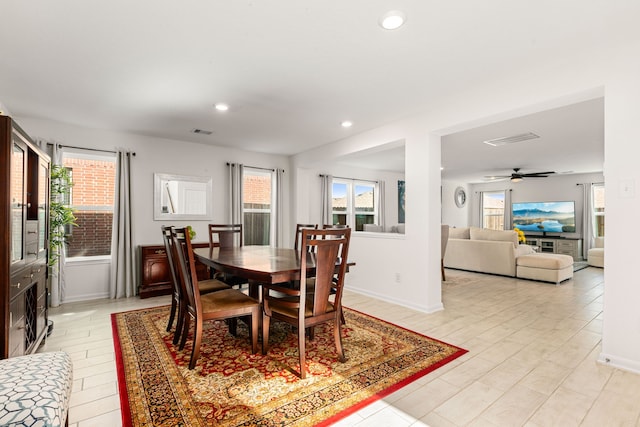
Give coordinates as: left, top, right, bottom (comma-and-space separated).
331, 179, 378, 231
62, 151, 117, 258
482, 191, 505, 230
243, 168, 273, 245
593, 184, 605, 237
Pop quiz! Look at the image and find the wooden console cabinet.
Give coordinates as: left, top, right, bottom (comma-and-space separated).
1, 116, 50, 359
139, 242, 210, 298
524, 236, 583, 261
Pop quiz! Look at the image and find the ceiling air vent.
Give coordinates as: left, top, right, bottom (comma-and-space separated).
483, 132, 539, 147
191, 128, 213, 135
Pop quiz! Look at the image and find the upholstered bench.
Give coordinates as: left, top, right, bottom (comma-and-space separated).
516, 253, 574, 284
0, 351, 73, 427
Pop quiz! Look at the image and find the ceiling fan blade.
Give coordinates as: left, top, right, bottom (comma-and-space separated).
520, 171, 555, 177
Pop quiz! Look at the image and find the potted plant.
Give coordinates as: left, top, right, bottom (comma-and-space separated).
49, 164, 77, 267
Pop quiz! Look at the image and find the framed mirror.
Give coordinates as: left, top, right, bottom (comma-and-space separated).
154, 173, 213, 220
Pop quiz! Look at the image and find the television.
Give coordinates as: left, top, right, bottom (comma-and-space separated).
512, 201, 576, 235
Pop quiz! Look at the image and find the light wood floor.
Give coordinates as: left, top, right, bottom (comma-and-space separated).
40, 266, 640, 426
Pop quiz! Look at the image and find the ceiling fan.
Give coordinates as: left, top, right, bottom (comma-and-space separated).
485, 168, 556, 183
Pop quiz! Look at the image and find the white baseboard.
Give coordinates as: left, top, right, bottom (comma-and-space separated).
345, 285, 444, 314
597, 352, 640, 375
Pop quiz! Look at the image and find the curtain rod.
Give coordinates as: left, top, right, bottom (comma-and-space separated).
319, 174, 378, 184
576, 182, 604, 186
47, 142, 135, 156
226, 162, 282, 173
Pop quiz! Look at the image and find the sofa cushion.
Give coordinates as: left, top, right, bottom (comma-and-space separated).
448, 227, 470, 239
516, 253, 574, 269
470, 227, 518, 247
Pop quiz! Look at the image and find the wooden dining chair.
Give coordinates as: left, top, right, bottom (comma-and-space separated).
172, 227, 260, 370
294, 223, 317, 251
207, 224, 246, 287
262, 227, 351, 379
208, 223, 243, 248
161, 226, 231, 345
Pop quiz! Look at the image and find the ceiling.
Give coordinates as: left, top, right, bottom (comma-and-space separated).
0, 1, 630, 173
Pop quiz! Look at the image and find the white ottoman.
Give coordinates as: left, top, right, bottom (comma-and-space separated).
516, 253, 574, 284
0, 351, 73, 427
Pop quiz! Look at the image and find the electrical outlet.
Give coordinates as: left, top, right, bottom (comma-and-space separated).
395, 273, 401, 283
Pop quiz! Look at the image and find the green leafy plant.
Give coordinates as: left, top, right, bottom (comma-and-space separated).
49, 165, 77, 266
187, 225, 196, 241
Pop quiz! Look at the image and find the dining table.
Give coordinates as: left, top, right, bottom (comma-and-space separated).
193, 245, 354, 299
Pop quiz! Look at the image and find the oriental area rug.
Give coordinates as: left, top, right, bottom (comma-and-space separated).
112, 305, 467, 427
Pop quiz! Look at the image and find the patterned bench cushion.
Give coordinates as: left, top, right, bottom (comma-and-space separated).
0, 351, 73, 427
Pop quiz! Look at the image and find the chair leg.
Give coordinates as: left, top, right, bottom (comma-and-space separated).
441, 259, 446, 281
179, 316, 191, 350
250, 309, 259, 354
334, 317, 346, 362
189, 318, 203, 370
262, 313, 271, 355
166, 297, 177, 332
298, 320, 307, 379
173, 300, 186, 345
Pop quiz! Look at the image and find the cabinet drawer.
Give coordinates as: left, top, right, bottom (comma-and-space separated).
10, 269, 31, 300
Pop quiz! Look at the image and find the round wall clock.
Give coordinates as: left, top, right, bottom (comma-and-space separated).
454, 187, 466, 208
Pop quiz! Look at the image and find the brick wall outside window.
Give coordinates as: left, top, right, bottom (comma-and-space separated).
62, 156, 116, 257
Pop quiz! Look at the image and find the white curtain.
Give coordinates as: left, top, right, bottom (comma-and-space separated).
581, 182, 595, 260
228, 163, 244, 224
50, 143, 65, 307
274, 168, 285, 247
477, 191, 484, 228
320, 174, 332, 226
504, 189, 512, 230
377, 180, 386, 229
110, 150, 136, 298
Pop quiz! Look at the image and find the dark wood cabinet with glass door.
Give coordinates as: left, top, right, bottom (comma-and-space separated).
0, 116, 50, 359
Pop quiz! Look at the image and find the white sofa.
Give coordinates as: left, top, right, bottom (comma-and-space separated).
444, 227, 535, 277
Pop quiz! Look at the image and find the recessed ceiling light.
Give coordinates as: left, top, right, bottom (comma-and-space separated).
214, 103, 229, 112
341, 121, 353, 128
379, 11, 406, 30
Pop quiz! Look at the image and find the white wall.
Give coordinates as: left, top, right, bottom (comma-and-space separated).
17, 116, 291, 302
441, 181, 471, 228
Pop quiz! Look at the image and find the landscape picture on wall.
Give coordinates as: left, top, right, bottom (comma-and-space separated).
512, 201, 576, 233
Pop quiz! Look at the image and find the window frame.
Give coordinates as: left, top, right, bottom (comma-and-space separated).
242, 167, 275, 246
331, 178, 379, 231
61, 150, 117, 259
482, 190, 505, 230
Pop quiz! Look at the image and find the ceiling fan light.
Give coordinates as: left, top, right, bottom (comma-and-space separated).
511, 177, 523, 183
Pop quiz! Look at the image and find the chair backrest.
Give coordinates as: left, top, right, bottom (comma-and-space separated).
161, 225, 181, 298
294, 223, 317, 251
208, 224, 243, 248
441, 224, 450, 256
301, 227, 351, 317
172, 227, 201, 317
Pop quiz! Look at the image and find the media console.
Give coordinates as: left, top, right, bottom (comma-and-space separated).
524, 236, 582, 261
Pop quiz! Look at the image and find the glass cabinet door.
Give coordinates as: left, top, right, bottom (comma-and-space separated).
11, 140, 26, 263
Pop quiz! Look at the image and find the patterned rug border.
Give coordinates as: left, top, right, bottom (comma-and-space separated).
112, 305, 468, 427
